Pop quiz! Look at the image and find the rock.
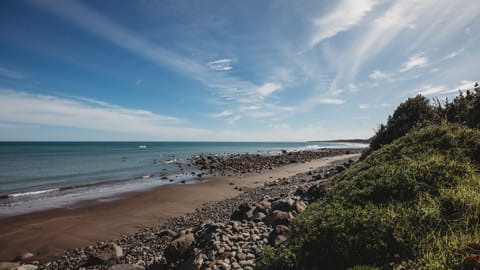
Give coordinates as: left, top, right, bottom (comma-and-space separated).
270, 199, 291, 212
264, 210, 292, 227
268, 225, 289, 247
158, 229, 178, 238
15, 265, 38, 270
86, 250, 114, 266
295, 185, 308, 196
109, 264, 145, 270
252, 211, 266, 222
164, 233, 195, 263
231, 203, 253, 221
112, 243, 123, 258
0, 262, 19, 270
335, 165, 346, 173
293, 201, 307, 213
306, 182, 331, 201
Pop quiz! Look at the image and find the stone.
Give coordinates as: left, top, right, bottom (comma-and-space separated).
270, 199, 291, 212
158, 229, 177, 238
109, 264, 145, 270
294, 201, 307, 213
164, 233, 195, 263
264, 210, 292, 227
16, 265, 38, 270
86, 250, 114, 266
112, 243, 124, 258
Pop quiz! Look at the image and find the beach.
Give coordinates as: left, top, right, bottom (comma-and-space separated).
0, 149, 361, 269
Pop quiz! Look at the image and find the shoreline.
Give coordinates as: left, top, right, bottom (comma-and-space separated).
0, 151, 361, 263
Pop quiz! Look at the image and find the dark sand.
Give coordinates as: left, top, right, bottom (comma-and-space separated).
0, 154, 359, 261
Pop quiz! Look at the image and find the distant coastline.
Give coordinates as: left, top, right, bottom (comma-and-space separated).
308, 138, 371, 144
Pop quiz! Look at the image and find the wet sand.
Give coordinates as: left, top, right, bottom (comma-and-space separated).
0, 153, 359, 262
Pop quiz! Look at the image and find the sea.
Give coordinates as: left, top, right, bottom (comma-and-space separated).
0, 141, 366, 217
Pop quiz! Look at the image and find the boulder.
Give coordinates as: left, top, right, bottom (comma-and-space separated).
264, 210, 292, 227
85, 243, 123, 266
164, 233, 195, 263
231, 203, 253, 221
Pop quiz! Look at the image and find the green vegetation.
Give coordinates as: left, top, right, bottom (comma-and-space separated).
257, 84, 480, 270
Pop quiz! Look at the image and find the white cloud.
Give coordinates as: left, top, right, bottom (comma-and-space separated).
358, 103, 391, 109
309, 0, 376, 49
0, 68, 27, 79
331, 88, 344, 96
400, 54, 429, 72
417, 80, 476, 96
257, 82, 282, 96
207, 58, 234, 71
417, 85, 447, 96
213, 110, 234, 118
268, 123, 290, 129
348, 83, 359, 92
318, 98, 345, 105
442, 49, 464, 60
0, 89, 214, 139
369, 70, 388, 80
226, 115, 241, 125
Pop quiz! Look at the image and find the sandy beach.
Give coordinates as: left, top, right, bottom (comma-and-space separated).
0, 152, 360, 262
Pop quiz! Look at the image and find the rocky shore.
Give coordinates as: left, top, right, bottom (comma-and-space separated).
191, 148, 358, 177
1, 150, 360, 270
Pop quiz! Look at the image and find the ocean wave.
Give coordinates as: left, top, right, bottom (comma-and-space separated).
8, 188, 60, 198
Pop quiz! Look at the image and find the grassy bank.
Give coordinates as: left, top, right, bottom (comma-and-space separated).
257, 86, 480, 270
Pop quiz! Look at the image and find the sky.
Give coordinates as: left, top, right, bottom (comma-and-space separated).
0, 0, 479, 141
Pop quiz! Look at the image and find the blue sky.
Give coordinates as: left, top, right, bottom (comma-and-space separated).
0, 0, 478, 141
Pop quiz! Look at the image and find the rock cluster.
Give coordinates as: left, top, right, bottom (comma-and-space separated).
191, 149, 358, 176
4, 154, 357, 270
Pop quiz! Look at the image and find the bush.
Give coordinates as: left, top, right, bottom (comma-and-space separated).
368, 95, 438, 154
257, 124, 480, 270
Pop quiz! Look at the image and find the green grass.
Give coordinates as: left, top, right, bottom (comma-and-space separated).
256, 124, 480, 270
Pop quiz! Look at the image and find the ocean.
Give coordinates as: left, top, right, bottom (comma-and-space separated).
0, 141, 365, 217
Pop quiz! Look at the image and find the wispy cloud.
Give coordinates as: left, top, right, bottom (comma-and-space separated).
442, 49, 464, 61
358, 103, 391, 109
309, 0, 376, 49
257, 82, 282, 97
369, 70, 388, 80
417, 80, 476, 96
318, 98, 345, 105
0, 89, 213, 139
400, 53, 429, 72
0, 67, 28, 80
30, 0, 274, 110
208, 58, 234, 71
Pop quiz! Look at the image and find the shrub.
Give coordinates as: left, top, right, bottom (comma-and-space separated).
257, 124, 480, 270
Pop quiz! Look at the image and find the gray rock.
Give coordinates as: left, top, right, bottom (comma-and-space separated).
16, 265, 38, 270
109, 264, 145, 270
164, 233, 195, 263
270, 199, 292, 212
264, 210, 292, 227
112, 243, 124, 258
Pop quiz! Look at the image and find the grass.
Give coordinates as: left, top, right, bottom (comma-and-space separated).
256, 124, 480, 270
